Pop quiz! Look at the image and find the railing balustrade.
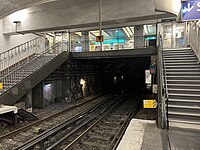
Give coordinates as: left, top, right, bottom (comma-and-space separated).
0, 36, 68, 94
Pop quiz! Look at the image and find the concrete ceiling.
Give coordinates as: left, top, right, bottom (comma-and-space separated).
3, 0, 176, 34
0, 0, 59, 19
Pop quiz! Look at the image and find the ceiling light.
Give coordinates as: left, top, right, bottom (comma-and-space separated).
122, 27, 130, 38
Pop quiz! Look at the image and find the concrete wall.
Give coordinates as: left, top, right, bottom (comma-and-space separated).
0, 19, 38, 53
3, 0, 172, 34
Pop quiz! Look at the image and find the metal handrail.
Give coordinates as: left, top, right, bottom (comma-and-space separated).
0, 36, 46, 75
157, 34, 169, 130
160, 35, 169, 130
0, 41, 67, 94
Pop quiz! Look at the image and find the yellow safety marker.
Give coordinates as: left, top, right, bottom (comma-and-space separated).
0, 83, 3, 90
96, 36, 104, 42
143, 100, 157, 108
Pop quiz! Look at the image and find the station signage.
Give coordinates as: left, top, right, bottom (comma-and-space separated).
0, 83, 3, 90
96, 36, 104, 42
182, 0, 200, 21
145, 70, 151, 84
143, 100, 157, 108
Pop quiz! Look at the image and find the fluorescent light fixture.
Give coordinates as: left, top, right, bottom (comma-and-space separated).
126, 27, 133, 36
130, 27, 134, 34
144, 25, 148, 35
76, 32, 82, 37
45, 84, 51, 87
122, 27, 130, 38
90, 31, 99, 37
102, 30, 109, 37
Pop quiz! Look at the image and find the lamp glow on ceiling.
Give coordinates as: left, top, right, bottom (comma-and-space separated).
10, 9, 28, 23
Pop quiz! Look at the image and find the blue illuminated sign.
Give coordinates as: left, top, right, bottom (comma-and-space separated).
182, 0, 200, 21
94, 39, 126, 45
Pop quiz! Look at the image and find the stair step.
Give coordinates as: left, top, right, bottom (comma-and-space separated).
169, 120, 200, 130
165, 65, 200, 69
168, 105, 200, 110
168, 99, 200, 107
165, 60, 198, 63
168, 84, 200, 89
167, 80, 200, 84
168, 93, 200, 100
166, 72, 200, 76
165, 63, 200, 66
168, 105, 200, 114
169, 99, 200, 103
168, 88, 200, 91
164, 55, 195, 58
166, 68, 200, 71
164, 57, 197, 60
166, 76, 200, 80
164, 48, 191, 51
169, 93, 200, 97
168, 111, 200, 117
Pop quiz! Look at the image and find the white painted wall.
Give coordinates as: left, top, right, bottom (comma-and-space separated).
3, 0, 173, 34
0, 19, 38, 53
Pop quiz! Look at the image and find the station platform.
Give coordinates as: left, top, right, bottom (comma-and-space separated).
117, 119, 200, 150
117, 119, 163, 150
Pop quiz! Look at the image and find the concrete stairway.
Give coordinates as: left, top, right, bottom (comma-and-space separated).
0, 55, 55, 94
163, 48, 200, 129
0, 52, 68, 105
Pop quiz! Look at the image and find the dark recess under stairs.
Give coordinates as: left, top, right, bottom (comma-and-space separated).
163, 47, 200, 129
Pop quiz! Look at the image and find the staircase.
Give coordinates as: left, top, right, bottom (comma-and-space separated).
0, 37, 68, 105
163, 47, 200, 129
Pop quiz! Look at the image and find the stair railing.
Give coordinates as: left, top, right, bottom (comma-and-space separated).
0, 36, 46, 78
0, 39, 68, 94
158, 35, 169, 130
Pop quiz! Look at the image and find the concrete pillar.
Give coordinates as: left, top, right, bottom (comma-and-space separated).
134, 25, 144, 48
81, 31, 90, 52
25, 90, 33, 112
33, 83, 43, 108
172, 21, 176, 48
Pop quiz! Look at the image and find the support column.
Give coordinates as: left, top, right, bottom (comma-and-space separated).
81, 31, 90, 52
25, 90, 33, 112
134, 25, 144, 48
172, 21, 176, 48
33, 83, 43, 109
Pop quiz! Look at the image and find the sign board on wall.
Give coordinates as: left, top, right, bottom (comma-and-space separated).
96, 36, 104, 42
143, 100, 157, 108
182, 0, 200, 21
145, 70, 151, 84
0, 83, 3, 90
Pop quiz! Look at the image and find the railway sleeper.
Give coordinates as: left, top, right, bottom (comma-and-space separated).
83, 141, 109, 149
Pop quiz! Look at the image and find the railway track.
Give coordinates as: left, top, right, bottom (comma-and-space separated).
0, 93, 111, 149
14, 91, 142, 150
62, 93, 142, 150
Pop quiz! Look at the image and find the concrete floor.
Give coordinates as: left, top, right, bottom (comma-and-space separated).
117, 119, 200, 150
117, 119, 163, 150
168, 127, 200, 150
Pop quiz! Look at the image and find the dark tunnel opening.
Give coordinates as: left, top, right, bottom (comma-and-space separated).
89, 57, 151, 94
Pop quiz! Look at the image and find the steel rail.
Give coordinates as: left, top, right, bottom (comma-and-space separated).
48, 95, 126, 150
15, 94, 115, 150
111, 90, 143, 150
0, 92, 107, 141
